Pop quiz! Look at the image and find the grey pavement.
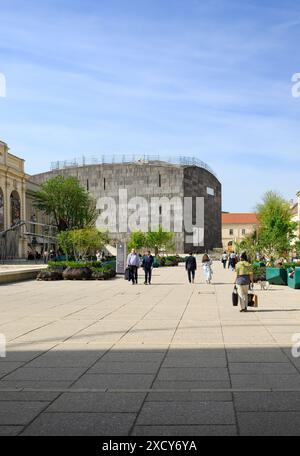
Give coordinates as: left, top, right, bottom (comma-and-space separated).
1, 262, 300, 435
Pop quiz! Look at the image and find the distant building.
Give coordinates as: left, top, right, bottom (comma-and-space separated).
0, 140, 54, 260
222, 212, 258, 251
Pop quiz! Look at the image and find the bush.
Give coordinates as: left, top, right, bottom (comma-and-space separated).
91, 267, 116, 280
156, 255, 179, 267
177, 256, 188, 263
282, 262, 300, 270
63, 267, 92, 280
37, 260, 116, 281
37, 270, 63, 281
252, 265, 266, 282
48, 260, 102, 269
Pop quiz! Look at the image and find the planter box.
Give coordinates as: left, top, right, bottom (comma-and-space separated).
63, 267, 92, 280
266, 267, 287, 286
288, 267, 300, 289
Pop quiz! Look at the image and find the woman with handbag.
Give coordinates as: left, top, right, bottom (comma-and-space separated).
234, 252, 254, 312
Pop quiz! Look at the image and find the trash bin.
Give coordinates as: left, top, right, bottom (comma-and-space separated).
287, 267, 300, 289
266, 267, 287, 285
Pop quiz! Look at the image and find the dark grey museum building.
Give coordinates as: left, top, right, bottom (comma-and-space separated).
32, 157, 222, 253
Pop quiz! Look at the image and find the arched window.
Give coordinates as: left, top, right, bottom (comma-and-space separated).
10, 191, 21, 226
0, 188, 4, 231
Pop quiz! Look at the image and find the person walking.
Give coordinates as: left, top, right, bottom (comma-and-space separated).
185, 252, 197, 283
127, 249, 140, 284
43, 250, 49, 264
202, 253, 213, 284
234, 251, 254, 312
229, 251, 237, 271
221, 251, 228, 269
142, 250, 154, 285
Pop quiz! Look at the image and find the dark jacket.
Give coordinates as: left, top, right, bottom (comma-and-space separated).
185, 255, 197, 271
142, 255, 154, 269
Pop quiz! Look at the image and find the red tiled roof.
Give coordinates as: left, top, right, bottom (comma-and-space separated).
222, 213, 258, 224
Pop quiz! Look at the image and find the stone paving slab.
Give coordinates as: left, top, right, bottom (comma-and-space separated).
157, 367, 230, 381
0, 391, 61, 402
25, 350, 106, 368
0, 362, 25, 377
0, 380, 74, 389
152, 380, 231, 390
231, 374, 300, 390
233, 392, 300, 412
162, 358, 228, 368
146, 391, 233, 402
0, 426, 24, 436
132, 425, 238, 436
135, 402, 236, 425
21, 412, 137, 436
228, 362, 298, 375
88, 362, 161, 374
47, 392, 146, 413
237, 411, 300, 436
0, 401, 49, 425
71, 374, 155, 390
2, 367, 87, 382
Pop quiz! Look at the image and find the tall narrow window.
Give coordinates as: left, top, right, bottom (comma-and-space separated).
86, 179, 89, 191
0, 188, 4, 231
10, 191, 21, 227
104, 178, 106, 190
159, 174, 162, 187
159, 206, 162, 216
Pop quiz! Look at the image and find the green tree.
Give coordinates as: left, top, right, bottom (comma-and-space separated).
33, 176, 96, 231
235, 230, 260, 262
146, 227, 174, 256
127, 231, 147, 251
58, 227, 109, 261
256, 191, 297, 258
294, 239, 300, 256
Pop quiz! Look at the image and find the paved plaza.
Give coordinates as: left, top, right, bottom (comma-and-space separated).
1, 262, 300, 436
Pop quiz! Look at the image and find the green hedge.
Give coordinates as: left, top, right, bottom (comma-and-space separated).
252, 265, 266, 281
155, 256, 179, 267
282, 262, 300, 270
48, 260, 116, 271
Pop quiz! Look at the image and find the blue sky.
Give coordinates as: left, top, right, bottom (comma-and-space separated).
1, 0, 300, 211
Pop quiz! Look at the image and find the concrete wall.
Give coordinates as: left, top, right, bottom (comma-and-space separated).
183, 166, 222, 253
222, 223, 257, 250
32, 161, 222, 253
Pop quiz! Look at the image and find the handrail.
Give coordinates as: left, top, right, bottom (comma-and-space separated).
50, 154, 217, 177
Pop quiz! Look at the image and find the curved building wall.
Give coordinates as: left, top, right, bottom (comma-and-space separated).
31, 161, 222, 253
183, 166, 222, 253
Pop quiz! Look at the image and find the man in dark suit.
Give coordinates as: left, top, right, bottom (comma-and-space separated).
185, 252, 197, 283
142, 251, 154, 285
